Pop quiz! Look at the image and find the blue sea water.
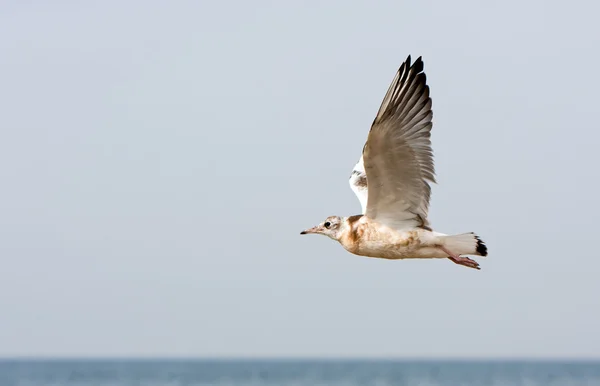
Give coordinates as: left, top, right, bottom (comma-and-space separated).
1, 359, 599, 386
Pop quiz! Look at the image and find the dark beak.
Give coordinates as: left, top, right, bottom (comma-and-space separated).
300, 225, 320, 235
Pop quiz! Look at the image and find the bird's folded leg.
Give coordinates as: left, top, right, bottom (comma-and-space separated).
440, 246, 480, 270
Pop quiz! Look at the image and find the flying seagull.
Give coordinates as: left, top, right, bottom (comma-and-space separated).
300, 55, 488, 270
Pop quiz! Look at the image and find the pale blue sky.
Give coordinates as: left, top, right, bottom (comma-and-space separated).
1, 0, 599, 358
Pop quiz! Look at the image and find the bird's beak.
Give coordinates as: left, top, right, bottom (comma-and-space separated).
300, 225, 322, 235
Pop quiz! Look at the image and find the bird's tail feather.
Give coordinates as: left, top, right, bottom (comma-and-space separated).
440, 232, 488, 257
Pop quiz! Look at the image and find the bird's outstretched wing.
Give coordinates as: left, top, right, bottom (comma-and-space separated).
356, 55, 435, 230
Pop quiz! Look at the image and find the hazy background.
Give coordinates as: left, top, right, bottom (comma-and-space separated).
1, 0, 599, 358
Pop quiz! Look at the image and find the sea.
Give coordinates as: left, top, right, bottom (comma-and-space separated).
1, 359, 599, 386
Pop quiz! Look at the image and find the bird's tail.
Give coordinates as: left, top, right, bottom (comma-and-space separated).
440, 232, 488, 257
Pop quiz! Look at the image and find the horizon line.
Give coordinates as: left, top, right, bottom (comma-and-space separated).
1, 356, 600, 362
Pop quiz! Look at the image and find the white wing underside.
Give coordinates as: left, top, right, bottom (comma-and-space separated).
348, 56, 435, 231
348, 156, 368, 213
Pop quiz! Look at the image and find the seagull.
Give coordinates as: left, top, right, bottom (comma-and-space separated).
300, 55, 488, 270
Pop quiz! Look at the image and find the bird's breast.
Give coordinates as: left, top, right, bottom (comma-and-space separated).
339, 219, 421, 259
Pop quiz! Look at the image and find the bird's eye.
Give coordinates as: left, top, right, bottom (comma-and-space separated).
324, 221, 331, 229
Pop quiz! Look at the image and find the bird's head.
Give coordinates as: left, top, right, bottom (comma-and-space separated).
300, 215, 344, 240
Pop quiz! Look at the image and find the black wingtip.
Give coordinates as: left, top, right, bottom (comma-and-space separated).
475, 235, 488, 257
413, 56, 424, 73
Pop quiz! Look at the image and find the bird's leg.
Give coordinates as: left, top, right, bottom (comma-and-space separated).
439, 246, 480, 270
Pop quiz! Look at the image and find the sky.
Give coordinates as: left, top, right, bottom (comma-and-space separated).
1, 0, 599, 359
